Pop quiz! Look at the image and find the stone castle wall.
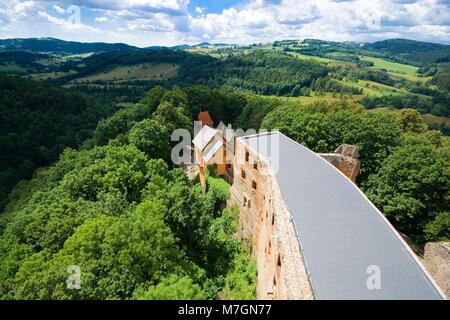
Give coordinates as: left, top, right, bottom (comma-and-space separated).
423, 242, 450, 299
227, 138, 447, 300
319, 144, 360, 182
229, 136, 314, 300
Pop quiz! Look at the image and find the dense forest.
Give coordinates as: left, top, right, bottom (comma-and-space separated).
1, 84, 448, 299
0, 76, 115, 210
0, 86, 256, 299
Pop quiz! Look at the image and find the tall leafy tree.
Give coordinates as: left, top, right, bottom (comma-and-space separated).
364, 135, 450, 243
129, 119, 171, 161
136, 275, 207, 300
397, 109, 428, 134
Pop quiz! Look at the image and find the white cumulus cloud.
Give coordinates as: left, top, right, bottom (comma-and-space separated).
95, 16, 108, 22
53, 4, 65, 15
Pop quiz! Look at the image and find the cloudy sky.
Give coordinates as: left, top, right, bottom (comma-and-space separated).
0, 0, 449, 47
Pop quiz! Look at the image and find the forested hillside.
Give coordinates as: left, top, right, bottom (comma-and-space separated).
0, 86, 256, 299
0, 38, 137, 55
364, 39, 450, 64
0, 76, 115, 210
1, 38, 449, 132
1, 84, 448, 300
65, 49, 328, 97
57, 41, 450, 136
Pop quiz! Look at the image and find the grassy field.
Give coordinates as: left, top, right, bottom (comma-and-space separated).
362, 56, 418, 74
361, 55, 432, 83
272, 48, 430, 83
272, 92, 364, 105
29, 70, 77, 81
74, 63, 179, 82
390, 72, 432, 83
337, 78, 406, 96
284, 51, 336, 64
63, 53, 94, 60
186, 48, 221, 58
0, 62, 25, 73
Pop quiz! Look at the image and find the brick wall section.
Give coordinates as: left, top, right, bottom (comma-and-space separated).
319, 144, 360, 182
229, 136, 315, 300
319, 154, 360, 182
423, 242, 450, 299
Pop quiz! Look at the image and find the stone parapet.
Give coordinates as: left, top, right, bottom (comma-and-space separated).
319, 144, 360, 182
229, 137, 314, 300
423, 242, 450, 299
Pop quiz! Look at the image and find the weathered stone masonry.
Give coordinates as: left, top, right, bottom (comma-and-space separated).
229, 136, 315, 300
227, 137, 362, 299
423, 242, 450, 299
318, 144, 360, 182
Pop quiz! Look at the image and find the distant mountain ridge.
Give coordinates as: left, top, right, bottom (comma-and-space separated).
0, 37, 237, 54
1, 37, 449, 64
364, 38, 450, 64
296, 38, 450, 65
0, 37, 138, 54
145, 42, 232, 50
364, 38, 450, 54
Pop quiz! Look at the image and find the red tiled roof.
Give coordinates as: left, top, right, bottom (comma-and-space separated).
198, 111, 214, 126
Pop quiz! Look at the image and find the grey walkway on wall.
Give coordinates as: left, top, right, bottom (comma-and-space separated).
242, 132, 443, 300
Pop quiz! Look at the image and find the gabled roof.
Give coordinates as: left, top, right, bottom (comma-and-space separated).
192, 125, 217, 150
198, 111, 214, 126
217, 121, 234, 151
203, 139, 224, 163
216, 121, 227, 132
241, 132, 444, 300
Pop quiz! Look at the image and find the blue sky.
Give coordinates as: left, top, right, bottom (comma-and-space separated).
188, 0, 244, 14
0, 1, 449, 47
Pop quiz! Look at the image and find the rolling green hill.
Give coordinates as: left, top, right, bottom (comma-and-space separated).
66, 49, 328, 97
364, 38, 450, 64
432, 64, 450, 90
0, 38, 138, 54
0, 51, 52, 74
0, 37, 448, 131
74, 63, 179, 82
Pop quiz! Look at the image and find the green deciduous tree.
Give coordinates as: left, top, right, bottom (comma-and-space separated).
11, 199, 199, 300
262, 105, 402, 180
398, 109, 428, 134
425, 212, 450, 242
262, 105, 331, 152
328, 110, 402, 180
153, 101, 191, 133
129, 119, 170, 161
136, 275, 207, 300
364, 135, 450, 243
0, 86, 260, 300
